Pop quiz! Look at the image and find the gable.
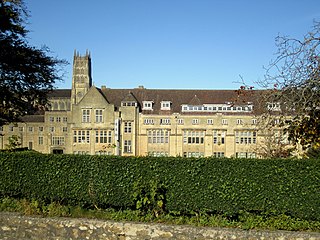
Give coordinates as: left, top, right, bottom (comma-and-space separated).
77, 86, 110, 107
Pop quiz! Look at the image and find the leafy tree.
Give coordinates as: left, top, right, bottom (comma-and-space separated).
0, 0, 66, 126
5, 134, 21, 150
286, 110, 320, 156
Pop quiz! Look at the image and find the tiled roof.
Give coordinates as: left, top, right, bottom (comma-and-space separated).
188, 95, 202, 105
122, 91, 139, 102
20, 115, 45, 122
48, 89, 71, 98
96, 88, 110, 103
100, 88, 263, 114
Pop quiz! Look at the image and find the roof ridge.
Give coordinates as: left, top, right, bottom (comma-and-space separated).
188, 94, 202, 105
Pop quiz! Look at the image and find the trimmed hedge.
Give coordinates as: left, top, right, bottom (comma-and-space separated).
0, 152, 319, 221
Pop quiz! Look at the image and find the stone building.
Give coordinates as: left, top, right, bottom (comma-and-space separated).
0, 51, 282, 157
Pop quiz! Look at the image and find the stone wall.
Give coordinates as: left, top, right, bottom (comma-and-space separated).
0, 212, 319, 240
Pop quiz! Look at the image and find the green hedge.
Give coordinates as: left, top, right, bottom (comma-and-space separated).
0, 152, 319, 221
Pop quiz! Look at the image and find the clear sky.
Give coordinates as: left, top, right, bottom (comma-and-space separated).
25, 0, 320, 90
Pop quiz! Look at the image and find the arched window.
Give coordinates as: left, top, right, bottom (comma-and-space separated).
59, 102, 65, 110
53, 102, 58, 110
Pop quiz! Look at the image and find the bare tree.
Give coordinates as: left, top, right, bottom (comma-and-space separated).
253, 21, 320, 156
260, 21, 320, 114
250, 115, 294, 158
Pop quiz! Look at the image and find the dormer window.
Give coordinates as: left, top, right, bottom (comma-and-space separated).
142, 101, 153, 110
161, 101, 171, 110
181, 103, 254, 113
122, 101, 137, 107
267, 102, 281, 111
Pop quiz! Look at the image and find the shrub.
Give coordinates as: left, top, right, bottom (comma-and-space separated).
0, 152, 319, 221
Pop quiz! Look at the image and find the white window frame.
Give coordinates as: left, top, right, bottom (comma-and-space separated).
144, 119, 154, 125
73, 130, 90, 144
183, 152, 204, 158
142, 101, 153, 110
148, 151, 169, 157
183, 130, 205, 144
267, 102, 281, 111
236, 119, 243, 125
192, 119, 199, 125
160, 118, 171, 125
95, 109, 103, 123
122, 101, 137, 107
177, 119, 184, 125
95, 130, 107, 143
82, 109, 91, 123
236, 152, 256, 158
213, 152, 225, 158
73, 151, 89, 155
124, 140, 132, 153
38, 136, 43, 145
52, 136, 65, 146
160, 101, 171, 110
213, 130, 226, 145
147, 129, 169, 144
235, 131, 257, 145
124, 121, 132, 133
274, 118, 281, 125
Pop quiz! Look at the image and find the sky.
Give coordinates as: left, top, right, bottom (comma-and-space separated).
25, 0, 320, 90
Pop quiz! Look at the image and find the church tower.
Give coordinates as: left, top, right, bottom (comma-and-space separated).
71, 50, 92, 105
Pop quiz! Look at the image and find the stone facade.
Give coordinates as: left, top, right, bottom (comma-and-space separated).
0, 51, 285, 158
1, 212, 319, 240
